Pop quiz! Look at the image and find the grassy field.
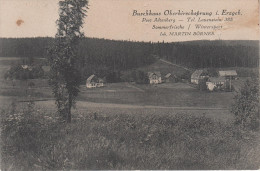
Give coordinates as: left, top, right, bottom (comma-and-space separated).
1, 102, 259, 170
0, 81, 235, 108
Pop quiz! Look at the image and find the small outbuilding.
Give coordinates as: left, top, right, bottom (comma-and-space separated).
191, 70, 208, 84
86, 74, 104, 88
219, 70, 237, 80
148, 72, 162, 84
164, 73, 178, 83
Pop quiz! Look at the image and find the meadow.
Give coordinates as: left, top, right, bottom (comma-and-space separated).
1, 102, 259, 170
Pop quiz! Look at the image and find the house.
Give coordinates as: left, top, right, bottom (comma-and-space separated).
86, 74, 104, 88
148, 72, 162, 84
219, 70, 237, 80
191, 70, 208, 84
164, 73, 178, 83
206, 76, 226, 91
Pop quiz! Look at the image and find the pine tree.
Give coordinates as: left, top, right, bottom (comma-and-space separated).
48, 0, 88, 123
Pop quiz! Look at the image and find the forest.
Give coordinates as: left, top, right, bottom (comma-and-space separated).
0, 38, 259, 80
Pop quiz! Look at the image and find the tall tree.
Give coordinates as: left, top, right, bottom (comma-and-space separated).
48, 0, 88, 123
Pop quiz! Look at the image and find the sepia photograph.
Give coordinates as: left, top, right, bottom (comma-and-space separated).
0, 0, 259, 170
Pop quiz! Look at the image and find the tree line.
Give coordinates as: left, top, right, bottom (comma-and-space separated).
0, 38, 258, 74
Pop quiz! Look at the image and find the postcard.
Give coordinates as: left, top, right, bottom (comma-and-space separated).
0, 0, 259, 170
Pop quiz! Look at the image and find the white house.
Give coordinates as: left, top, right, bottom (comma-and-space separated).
148, 72, 162, 84
86, 75, 104, 88
206, 76, 226, 91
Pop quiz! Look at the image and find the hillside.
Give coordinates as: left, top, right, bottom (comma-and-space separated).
0, 38, 258, 80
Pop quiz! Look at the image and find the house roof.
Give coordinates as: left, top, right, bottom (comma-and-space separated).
148, 71, 161, 79
191, 70, 204, 79
21, 65, 28, 69
208, 76, 226, 82
219, 70, 237, 77
21, 65, 33, 71
86, 74, 96, 84
165, 73, 171, 78
42, 66, 50, 72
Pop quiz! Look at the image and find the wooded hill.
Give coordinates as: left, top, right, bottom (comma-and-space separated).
0, 38, 258, 73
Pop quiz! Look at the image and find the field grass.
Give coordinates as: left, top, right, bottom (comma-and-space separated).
0, 81, 236, 109
1, 102, 259, 170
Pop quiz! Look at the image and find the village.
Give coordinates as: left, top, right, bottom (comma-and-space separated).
86, 67, 238, 92
1, 57, 246, 110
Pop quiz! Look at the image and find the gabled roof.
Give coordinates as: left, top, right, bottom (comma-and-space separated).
219, 70, 237, 77
191, 70, 204, 79
148, 71, 161, 79
86, 74, 96, 84
165, 73, 171, 78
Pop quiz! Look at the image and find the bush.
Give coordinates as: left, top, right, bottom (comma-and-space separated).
231, 79, 259, 130
130, 70, 149, 84
5, 64, 44, 80
198, 78, 208, 91
179, 70, 191, 80
1, 101, 61, 170
105, 71, 121, 83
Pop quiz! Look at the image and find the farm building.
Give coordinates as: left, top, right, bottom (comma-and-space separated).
191, 70, 208, 84
148, 72, 162, 84
219, 70, 237, 80
86, 74, 104, 88
164, 73, 178, 83
206, 77, 226, 91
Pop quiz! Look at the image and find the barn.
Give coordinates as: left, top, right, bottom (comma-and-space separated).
148, 72, 162, 84
86, 75, 104, 88
191, 70, 208, 84
219, 70, 237, 80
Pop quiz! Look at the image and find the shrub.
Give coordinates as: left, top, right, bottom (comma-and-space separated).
179, 70, 191, 80
1, 101, 61, 170
131, 70, 149, 84
106, 71, 121, 83
198, 78, 208, 91
5, 64, 44, 80
231, 79, 259, 130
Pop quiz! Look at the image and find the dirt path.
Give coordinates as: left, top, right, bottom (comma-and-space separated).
124, 82, 145, 92
159, 58, 192, 72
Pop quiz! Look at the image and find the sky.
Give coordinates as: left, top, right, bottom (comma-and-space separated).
0, 0, 259, 42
